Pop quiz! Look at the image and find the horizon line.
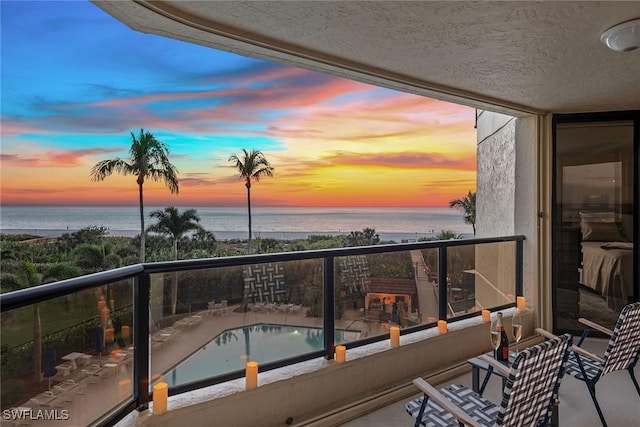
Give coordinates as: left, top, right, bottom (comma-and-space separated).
1, 204, 452, 209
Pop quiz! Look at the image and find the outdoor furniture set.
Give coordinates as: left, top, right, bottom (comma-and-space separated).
207, 300, 229, 316
407, 302, 639, 427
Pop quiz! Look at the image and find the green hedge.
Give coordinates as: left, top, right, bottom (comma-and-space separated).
1, 378, 25, 409
1, 306, 133, 380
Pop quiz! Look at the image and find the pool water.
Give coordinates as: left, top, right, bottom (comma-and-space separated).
162, 324, 360, 386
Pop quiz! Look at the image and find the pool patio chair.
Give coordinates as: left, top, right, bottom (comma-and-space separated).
29, 390, 65, 408
406, 332, 571, 427
564, 301, 640, 426
54, 378, 86, 396
81, 364, 104, 384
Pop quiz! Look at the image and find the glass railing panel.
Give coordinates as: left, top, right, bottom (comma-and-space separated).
0, 278, 134, 426
451, 241, 517, 319
445, 243, 477, 318
417, 248, 440, 323
152, 259, 324, 389
335, 250, 427, 340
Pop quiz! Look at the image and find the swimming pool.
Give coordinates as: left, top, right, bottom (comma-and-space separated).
162, 324, 361, 386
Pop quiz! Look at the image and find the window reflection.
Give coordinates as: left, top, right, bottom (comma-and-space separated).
555, 121, 635, 331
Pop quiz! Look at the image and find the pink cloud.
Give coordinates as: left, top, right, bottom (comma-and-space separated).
1, 148, 115, 168
0, 120, 48, 136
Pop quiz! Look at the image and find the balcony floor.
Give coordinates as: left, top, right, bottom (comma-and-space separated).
341, 338, 640, 427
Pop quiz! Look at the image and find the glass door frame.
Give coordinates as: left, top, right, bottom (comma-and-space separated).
551, 110, 640, 334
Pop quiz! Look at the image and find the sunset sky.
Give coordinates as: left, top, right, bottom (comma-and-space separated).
0, 1, 477, 208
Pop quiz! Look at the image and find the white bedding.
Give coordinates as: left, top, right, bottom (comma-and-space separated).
580, 241, 634, 311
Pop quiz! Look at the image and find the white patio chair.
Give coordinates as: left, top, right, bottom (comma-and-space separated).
406, 332, 572, 427
563, 302, 640, 426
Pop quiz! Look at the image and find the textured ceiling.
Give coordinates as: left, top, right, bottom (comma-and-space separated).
95, 1, 640, 115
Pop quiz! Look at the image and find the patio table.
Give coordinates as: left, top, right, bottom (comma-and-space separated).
62, 352, 87, 370
77, 353, 92, 366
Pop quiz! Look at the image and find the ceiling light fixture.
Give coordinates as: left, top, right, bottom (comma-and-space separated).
600, 18, 640, 52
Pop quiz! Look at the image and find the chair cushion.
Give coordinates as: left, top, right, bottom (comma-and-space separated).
406, 384, 499, 427
565, 352, 602, 381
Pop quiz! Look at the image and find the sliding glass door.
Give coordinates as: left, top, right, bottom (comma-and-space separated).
552, 112, 639, 332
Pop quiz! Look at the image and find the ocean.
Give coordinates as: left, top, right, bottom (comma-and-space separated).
0, 206, 473, 242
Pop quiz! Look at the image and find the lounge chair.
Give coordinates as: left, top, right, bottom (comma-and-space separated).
190, 315, 203, 326
81, 364, 104, 384
563, 302, 640, 426
54, 378, 86, 396
406, 332, 571, 427
30, 390, 65, 408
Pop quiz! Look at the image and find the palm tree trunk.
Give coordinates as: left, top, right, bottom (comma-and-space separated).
246, 182, 252, 255
33, 304, 42, 383
138, 180, 146, 263
234, 182, 252, 313
171, 239, 178, 315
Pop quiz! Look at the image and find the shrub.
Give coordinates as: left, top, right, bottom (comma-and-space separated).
1, 378, 25, 409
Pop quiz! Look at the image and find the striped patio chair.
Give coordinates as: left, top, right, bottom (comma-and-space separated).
406, 332, 571, 427
565, 301, 640, 427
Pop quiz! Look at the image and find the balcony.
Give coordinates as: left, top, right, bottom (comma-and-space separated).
2, 235, 534, 426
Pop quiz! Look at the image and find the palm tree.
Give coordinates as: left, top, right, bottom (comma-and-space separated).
91, 129, 179, 262
433, 230, 463, 240
346, 227, 380, 246
147, 207, 203, 314
448, 191, 476, 235
228, 149, 274, 254
7, 261, 81, 383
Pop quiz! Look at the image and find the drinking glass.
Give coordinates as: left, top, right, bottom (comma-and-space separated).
512, 312, 523, 354
490, 320, 500, 359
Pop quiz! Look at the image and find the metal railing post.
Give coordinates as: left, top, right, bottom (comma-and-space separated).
515, 240, 524, 296
438, 247, 448, 320
324, 256, 335, 359
134, 272, 150, 411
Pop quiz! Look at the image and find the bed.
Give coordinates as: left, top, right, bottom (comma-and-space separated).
579, 217, 634, 311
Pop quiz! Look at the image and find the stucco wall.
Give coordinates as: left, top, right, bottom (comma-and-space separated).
475, 111, 537, 311
476, 112, 516, 236
514, 116, 537, 307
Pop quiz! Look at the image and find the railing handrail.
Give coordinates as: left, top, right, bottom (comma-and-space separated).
0, 264, 143, 312
0, 234, 525, 427
0, 235, 525, 312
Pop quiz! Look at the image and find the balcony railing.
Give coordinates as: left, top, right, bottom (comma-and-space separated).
0, 235, 524, 426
